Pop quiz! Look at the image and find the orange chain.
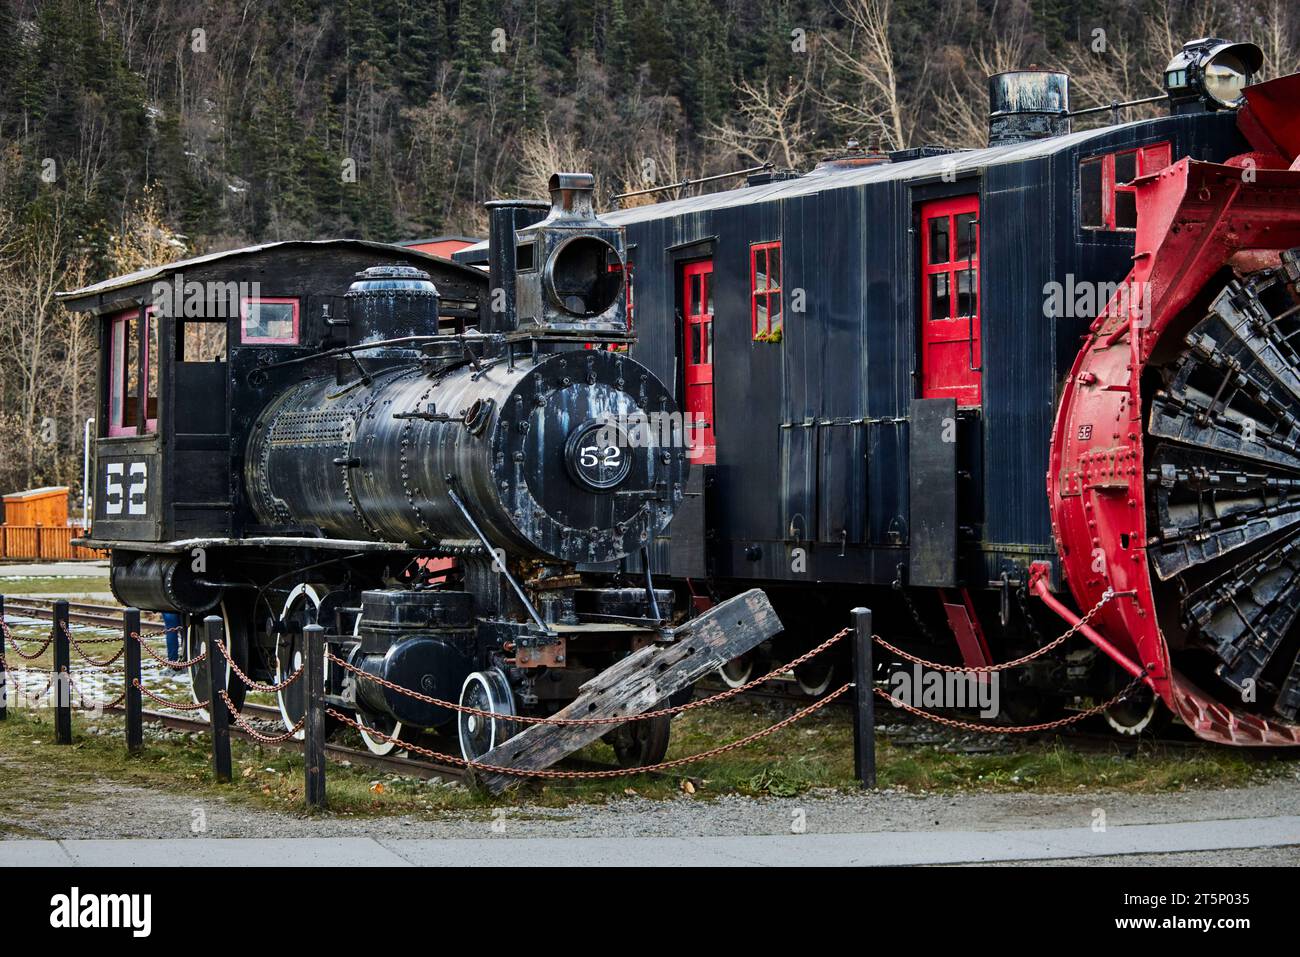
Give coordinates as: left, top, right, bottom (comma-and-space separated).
875, 672, 1148, 734
324, 628, 850, 728
327, 684, 849, 779
212, 637, 304, 693
217, 689, 305, 743
132, 678, 210, 711
61, 621, 126, 668
872, 588, 1123, 674
133, 632, 206, 669
2, 622, 53, 660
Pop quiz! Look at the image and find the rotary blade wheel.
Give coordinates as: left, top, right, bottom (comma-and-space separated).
1144, 257, 1300, 723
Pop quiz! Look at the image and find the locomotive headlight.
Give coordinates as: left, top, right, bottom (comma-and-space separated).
544, 236, 624, 317
1163, 38, 1262, 110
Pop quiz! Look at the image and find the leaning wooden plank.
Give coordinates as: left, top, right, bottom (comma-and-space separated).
475, 588, 782, 793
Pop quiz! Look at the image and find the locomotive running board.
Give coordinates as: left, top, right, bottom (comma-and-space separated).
471, 588, 782, 793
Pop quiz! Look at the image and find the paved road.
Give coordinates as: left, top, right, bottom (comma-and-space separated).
6, 815, 1298, 866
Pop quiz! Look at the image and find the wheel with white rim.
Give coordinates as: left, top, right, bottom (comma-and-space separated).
184, 599, 248, 721
794, 656, 836, 697
343, 607, 406, 756
458, 669, 517, 762
717, 651, 758, 689
1104, 684, 1166, 736
274, 583, 325, 740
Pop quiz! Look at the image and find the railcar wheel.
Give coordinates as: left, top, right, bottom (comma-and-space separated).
718, 651, 758, 689
794, 657, 836, 697
274, 584, 325, 740
607, 711, 672, 769
185, 599, 249, 721
1103, 687, 1164, 736
458, 669, 517, 762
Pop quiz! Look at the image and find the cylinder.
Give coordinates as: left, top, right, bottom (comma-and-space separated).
110, 554, 223, 613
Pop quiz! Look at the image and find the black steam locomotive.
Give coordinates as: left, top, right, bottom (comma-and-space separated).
66, 175, 692, 764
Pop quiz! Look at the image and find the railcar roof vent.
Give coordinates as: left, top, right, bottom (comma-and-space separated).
988, 71, 1071, 146
746, 168, 802, 187
888, 146, 961, 163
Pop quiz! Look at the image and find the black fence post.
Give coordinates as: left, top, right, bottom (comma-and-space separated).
205, 615, 231, 782
124, 607, 142, 755
851, 606, 876, 788
53, 599, 72, 744
0, 594, 7, 721
303, 623, 326, 809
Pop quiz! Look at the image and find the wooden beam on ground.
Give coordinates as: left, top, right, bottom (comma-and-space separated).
475, 588, 782, 793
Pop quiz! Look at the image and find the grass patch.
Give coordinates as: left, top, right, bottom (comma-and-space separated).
0, 576, 109, 596
1, 694, 1295, 827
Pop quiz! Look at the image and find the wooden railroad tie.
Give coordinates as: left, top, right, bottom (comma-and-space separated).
475, 588, 783, 793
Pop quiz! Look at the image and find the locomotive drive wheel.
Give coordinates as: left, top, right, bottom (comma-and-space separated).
185, 599, 249, 720
274, 583, 326, 740
1144, 266, 1300, 722
604, 710, 672, 769
458, 669, 517, 762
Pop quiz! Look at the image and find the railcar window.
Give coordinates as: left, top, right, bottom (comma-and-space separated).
107, 308, 158, 435
928, 218, 950, 264
240, 298, 300, 344
1079, 141, 1172, 232
180, 320, 227, 362
750, 241, 783, 341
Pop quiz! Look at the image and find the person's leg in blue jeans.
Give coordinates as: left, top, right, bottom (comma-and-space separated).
162, 612, 182, 666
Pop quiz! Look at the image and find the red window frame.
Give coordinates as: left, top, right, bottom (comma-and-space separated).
240, 297, 300, 344
1080, 141, 1171, 231
919, 195, 981, 406
108, 307, 159, 436
750, 241, 782, 341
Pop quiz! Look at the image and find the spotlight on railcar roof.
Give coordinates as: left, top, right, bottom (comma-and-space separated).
1163, 37, 1263, 112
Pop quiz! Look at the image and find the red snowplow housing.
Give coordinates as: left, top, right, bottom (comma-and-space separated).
1047, 74, 1300, 744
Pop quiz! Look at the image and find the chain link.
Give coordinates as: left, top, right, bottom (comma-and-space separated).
876, 672, 1149, 734
132, 631, 206, 669
2, 621, 53, 660
328, 684, 849, 779
132, 678, 210, 711
217, 689, 306, 743
325, 628, 850, 728
213, 637, 303, 693
62, 621, 126, 668
873, 588, 1120, 674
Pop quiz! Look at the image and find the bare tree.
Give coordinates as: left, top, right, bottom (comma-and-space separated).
822, 0, 923, 150
705, 67, 815, 170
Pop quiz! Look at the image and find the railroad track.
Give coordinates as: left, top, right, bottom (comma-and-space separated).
2, 595, 161, 630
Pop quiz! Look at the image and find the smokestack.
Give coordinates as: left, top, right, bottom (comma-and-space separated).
545, 172, 599, 222
988, 71, 1071, 146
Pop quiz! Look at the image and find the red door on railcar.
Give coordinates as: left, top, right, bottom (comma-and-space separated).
919, 196, 981, 406
683, 259, 716, 464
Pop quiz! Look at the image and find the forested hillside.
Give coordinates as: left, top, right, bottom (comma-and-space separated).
0, 0, 1297, 499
